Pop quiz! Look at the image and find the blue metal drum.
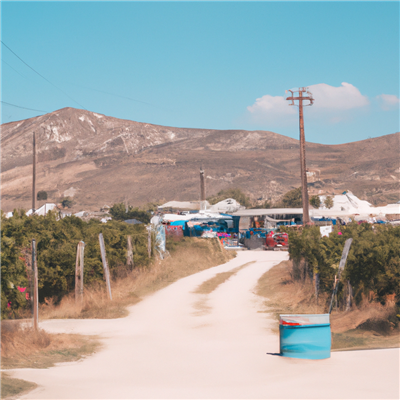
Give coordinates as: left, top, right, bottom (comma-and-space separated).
279, 314, 331, 360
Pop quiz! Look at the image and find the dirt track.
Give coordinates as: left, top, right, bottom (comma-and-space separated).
10, 251, 399, 399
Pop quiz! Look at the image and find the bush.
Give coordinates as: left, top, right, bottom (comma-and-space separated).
61, 197, 74, 208
275, 187, 302, 208
324, 195, 334, 209
207, 188, 253, 208
109, 203, 151, 223
37, 191, 48, 201
1, 210, 151, 319
309, 195, 321, 209
286, 223, 400, 316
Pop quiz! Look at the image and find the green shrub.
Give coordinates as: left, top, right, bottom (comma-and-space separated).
109, 203, 151, 223
1, 210, 150, 319
309, 195, 321, 208
286, 223, 400, 314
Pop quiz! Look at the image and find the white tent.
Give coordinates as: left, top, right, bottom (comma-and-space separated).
209, 198, 243, 213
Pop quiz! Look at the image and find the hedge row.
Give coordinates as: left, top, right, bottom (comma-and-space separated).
1, 210, 150, 319
286, 223, 400, 311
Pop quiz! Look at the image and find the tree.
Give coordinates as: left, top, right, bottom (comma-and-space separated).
37, 191, 48, 201
207, 188, 253, 208
109, 203, 151, 223
275, 187, 302, 208
324, 195, 334, 209
309, 195, 321, 209
61, 197, 74, 208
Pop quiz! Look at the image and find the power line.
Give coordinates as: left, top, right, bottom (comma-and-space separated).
1, 101, 48, 113
1, 41, 87, 110
2, 58, 28, 79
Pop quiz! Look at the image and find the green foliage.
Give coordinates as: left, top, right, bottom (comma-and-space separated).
109, 203, 151, 223
275, 187, 303, 208
1, 210, 150, 319
287, 223, 400, 313
324, 195, 334, 209
207, 188, 252, 208
37, 191, 48, 201
61, 197, 74, 208
309, 195, 321, 209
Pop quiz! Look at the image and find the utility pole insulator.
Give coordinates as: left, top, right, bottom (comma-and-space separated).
286, 88, 314, 225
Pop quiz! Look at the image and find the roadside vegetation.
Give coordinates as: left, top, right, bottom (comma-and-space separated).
256, 222, 400, 350
1, 226, 234, 398
1, 210, 151, 319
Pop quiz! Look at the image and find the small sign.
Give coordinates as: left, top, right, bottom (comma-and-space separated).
320, 225, 333, 237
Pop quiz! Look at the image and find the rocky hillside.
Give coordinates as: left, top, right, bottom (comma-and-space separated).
1, 107, 399, 212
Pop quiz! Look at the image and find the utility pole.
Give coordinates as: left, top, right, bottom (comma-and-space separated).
32, 131, 36, 213
200, 167, 206, 211
286, 88, 314, 225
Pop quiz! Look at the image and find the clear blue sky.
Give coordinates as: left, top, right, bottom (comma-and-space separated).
1, 1, 399, 144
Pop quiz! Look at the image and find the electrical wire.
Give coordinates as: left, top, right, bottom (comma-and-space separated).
1, 41, 87, 110
2, 59, 28, 79
1, 101, 48, 113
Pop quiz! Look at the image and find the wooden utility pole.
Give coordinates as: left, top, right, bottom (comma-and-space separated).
75, 241, 85, 308
200, 167, 206, 211
98, 233, 112, 300
32, 239, 39, 330
286, 88, 313, 225
32, 131, 36, 213
328, 238, 353, 314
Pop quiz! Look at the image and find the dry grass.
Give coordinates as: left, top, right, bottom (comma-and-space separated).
1, 320, 101, 370
39, 237, 235, 320
1, 373, 37, 400
255, 260, 399, 350
193, 261, 256, 294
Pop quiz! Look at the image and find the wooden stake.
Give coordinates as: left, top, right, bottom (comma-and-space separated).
328, 238, 353, 313
147, 228, 151, 258
75, 241, 85, 308
99, 233, 112, 300
127, 236, 134, 268
32, 239, 38, 331
346, 280, 352, 311
314, 272, 320, 305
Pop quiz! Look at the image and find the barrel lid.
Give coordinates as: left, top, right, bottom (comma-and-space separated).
279, 314, 330, 326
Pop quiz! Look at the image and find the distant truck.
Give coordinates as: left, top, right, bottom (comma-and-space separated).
264, 231, 289, 250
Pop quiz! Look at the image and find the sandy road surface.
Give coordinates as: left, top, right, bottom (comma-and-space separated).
10, 251, 399, 399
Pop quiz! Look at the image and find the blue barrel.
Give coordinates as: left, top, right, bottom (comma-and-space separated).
279, 314, 331, 360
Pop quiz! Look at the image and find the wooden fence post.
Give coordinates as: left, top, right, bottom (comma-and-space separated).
99, 233, 112, 300
314, 272, 320, 305
147, 228, 151, 258
32, 239, 38, 331
75, 241, 85, 308
127, 236, 134, 268
346, 280, 352, 311
328, 238, 353, 314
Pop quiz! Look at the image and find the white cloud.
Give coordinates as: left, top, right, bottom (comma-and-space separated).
377, 94, 400, 110
308, 82, 369, 110
247, 94, 296, 118
247, 82, 369, 125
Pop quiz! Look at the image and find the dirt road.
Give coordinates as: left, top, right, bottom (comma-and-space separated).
11, 251, 399, 399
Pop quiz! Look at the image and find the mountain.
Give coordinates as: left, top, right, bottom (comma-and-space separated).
1, 107, 399, 212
